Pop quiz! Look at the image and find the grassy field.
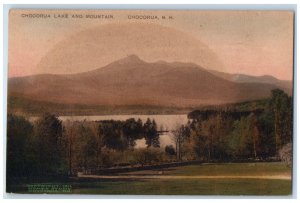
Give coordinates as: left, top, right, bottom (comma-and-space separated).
8, 162, 292, 196
161, 162, 291, 176
71, 178, 291, 195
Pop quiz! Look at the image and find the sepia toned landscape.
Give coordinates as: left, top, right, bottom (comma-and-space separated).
7, 9, 293, 195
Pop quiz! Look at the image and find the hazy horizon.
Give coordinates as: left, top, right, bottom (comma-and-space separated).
8, 54, 293, 81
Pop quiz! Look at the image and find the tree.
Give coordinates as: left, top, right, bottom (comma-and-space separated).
249, 113, 261, 159
171, 124, 190, 161
75, 123, 98, 171
270, 89, 292, 153
123, 118, 144, 148
189, 121, 210, 161
63, 120, 100, 175
226, 116, 256, 160
101, 121, 128, 151
7, 114, 34, 178
165, 145, 176, 156
226, 120, 243, 159
35, 113, 65, 176
144, 118, 160, 148
257, 112, 276, 158
63, 120, 77, 175
95, 122, 104, 168
198, 116, 222, 161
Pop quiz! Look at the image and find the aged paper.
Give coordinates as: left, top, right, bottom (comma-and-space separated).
7, 9, 293, 195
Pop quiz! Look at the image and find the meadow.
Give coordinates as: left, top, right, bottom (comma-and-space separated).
9, 162, 292, 196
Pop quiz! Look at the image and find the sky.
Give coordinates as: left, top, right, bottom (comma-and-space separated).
9, 9, 294, 80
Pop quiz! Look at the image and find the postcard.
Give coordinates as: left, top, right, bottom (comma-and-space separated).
6, 9, 294, 195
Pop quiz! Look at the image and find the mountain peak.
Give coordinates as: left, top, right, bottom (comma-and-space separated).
116, 54, 144, 64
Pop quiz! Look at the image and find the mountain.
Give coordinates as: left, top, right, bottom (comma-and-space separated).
208, 70, 292, 90
35, 23, 223, 75
8, 55, 291, 113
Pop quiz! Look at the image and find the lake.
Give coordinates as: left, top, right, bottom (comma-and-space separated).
59, 114, 189, 148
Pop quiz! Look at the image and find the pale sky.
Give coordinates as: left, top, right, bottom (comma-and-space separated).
9, 9, 294, 80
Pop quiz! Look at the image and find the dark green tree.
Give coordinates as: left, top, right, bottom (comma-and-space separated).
269, 89, 292, 152
123, 118, 144, 148
165, 145, 176, 156
189, 121, 210, 160
7, 114, 34, 178
35, 113, 65, 176
144, 118, 160, 148
101, 121, 128, 151
256, 112, 276, 158
76, 124, 98, 171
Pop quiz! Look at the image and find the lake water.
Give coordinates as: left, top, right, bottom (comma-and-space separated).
59, 114, 189, 148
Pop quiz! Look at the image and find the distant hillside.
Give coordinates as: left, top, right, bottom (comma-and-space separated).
8, 55, 291, 115
208, 69, 292, 90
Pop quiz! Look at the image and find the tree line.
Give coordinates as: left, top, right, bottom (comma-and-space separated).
7, 115, 160, 180
172, 89, 292, 162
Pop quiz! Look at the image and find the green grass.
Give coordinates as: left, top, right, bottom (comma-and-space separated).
71, 162, 292, 195
12, 178, 291, 195
7, 162, 292, 195
71, 179, 291, 195
163, 162, 291, 176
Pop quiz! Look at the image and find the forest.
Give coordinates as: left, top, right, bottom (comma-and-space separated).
6, 88, 292, 187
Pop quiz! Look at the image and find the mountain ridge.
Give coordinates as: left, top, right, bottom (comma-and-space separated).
207, 69, 292, 89
8, 55, 292, 112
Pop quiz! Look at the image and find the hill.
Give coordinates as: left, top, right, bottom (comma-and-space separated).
208, 70, 292, 90
8, 55, 291, 115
